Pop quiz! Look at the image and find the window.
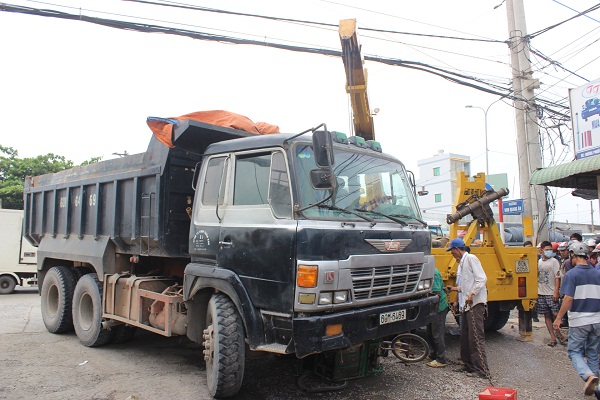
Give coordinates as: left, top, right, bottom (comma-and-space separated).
233, 153, 271, 205
202, 157, 227, 205
433, 167, 440, 176
269, 152, 292, 218
294, 145, 421, 220
435, 193, 442, 203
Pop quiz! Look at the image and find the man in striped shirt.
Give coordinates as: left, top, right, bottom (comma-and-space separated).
553, 242, 600, 398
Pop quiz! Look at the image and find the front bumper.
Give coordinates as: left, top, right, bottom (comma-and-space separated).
292, 295, 438, 358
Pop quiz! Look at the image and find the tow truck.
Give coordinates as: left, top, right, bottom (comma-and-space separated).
432, 173, 538, 338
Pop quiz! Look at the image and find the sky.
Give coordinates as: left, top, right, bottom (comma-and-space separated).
1, 0, 599, 226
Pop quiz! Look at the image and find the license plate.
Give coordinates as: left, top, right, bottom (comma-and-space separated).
379, 309, 407, 325
515, 260, 529, 273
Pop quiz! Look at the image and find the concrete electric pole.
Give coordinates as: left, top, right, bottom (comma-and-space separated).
506, 0, 549, 243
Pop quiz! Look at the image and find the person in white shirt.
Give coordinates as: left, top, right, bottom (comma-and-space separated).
446, 238, 490, 379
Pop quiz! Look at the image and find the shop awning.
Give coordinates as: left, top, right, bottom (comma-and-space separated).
529, 155, 600, 191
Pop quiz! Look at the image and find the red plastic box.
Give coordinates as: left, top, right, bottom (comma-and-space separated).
479, 387, 518, 400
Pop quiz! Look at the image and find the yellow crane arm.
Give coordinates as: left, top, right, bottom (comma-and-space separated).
339, 19, 375, 141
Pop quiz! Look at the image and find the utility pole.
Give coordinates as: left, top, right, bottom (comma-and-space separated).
506, 0, 548, 243
591, 202, 594, 233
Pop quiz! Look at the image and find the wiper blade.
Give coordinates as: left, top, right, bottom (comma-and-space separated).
354, 209, 407, 226
389, 214, 427, 227
318, 204, 376, 225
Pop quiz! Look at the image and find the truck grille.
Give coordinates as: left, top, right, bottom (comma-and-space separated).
351, 264, 423, 300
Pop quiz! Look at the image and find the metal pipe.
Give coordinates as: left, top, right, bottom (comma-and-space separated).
447, 188, 509, 224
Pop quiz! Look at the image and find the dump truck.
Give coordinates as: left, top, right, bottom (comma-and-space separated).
24, 118, 437, 398
0, 208, 38, 294
432, 172, 538, 339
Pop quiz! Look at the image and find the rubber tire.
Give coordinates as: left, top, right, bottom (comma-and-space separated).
0, 275, 17, 294
72, 274, 114, 347
72, 267, 93, 280
484, 302, 511, 332
205, 293, 245, 399
111, 325, 137, 344
41, 266, 78, 333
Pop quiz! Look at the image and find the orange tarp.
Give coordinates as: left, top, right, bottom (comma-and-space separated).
147, 110, 280, 148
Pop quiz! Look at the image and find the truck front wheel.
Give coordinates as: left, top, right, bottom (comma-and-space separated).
41, 266, 78, 333
203, 293, 245, 398
0, 275, 17, 294
72, 274, 113, 347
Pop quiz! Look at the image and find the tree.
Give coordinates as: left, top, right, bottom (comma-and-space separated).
0, 146, 100, 209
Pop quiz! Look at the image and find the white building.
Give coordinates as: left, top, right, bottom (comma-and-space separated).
416, 150, 471, 225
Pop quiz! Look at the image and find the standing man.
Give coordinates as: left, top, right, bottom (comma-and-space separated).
553, 242, 600, 397
558, 241, 572, 328
446, 238, 490, 379
426, 267, 449, 368
571, 233, 583, 242
537, 240, 566, 346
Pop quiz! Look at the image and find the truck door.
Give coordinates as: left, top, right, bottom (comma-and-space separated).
189, 156, 229, 263
218, 150, 297, 312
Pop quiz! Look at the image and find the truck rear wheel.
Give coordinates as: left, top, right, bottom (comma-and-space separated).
41, 266, 78, 333
203, 293, 245, 398
72, 274, 113, 347
0, 275, 17, 294
484, 302, 511, 332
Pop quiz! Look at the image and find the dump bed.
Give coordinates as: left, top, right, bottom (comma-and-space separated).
23, 121, 253, 265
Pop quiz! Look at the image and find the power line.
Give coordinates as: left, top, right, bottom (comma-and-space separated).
0, 3, 514, 96
550, 0, 600, 24
528, 3, 600, 38
317, 0, 501, 41
0, 2, 572, 120
124, 0, 506, 43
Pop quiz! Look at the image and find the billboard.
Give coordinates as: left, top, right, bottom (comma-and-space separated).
570, 78, 600, 159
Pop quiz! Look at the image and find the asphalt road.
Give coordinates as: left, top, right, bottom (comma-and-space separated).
0, 288, 591, 400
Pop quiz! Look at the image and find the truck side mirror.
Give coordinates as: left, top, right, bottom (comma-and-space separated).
312, 130, 335, 167
310, 168, 334, 190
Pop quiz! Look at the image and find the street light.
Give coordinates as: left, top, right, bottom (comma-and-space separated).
465, 105, 490, 176
466, 99, 507, 243
465, 97, 507, 176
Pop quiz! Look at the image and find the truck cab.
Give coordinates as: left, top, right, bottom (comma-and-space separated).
184, 130, 436, 358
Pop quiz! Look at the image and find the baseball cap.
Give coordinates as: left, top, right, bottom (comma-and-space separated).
446, 238, 465, 251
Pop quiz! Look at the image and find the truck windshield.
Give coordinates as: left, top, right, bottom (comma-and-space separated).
295, 145, 422, 222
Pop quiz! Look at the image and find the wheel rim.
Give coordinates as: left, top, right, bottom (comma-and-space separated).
47, 284, 59, 317
204, 313, 216, 386
1, 280, 8, 289
78, 292, 94, 331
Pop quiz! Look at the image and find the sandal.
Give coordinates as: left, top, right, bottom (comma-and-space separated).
547, 341, 557, 347
558, 337, 568, 346
466, 372, 487, 379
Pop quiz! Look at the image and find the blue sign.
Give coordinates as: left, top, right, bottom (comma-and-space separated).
503, 199, 524, 215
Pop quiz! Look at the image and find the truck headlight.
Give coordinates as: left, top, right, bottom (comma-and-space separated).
418, 279, 432, 290
318, 292, 333, 305
333, 290, 349, 304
